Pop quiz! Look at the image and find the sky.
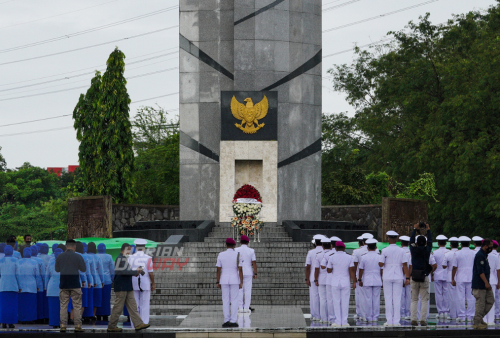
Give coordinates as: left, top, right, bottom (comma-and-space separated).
0, 0, 495, 169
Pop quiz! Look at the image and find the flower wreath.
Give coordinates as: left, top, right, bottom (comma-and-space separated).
230, 184, 264, 236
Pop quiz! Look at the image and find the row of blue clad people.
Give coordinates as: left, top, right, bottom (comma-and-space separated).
0, 241, 114, 328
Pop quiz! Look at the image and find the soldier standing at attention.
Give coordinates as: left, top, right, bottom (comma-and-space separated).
442, 237, 460, 321
314, 237, 332, 323
236, 235, 257, 314
305, 234, 324, 322
216, 238, 243, 328
358, 238, 382, 323
433, 235, 450, 319
452, 236, 476, 322
399, 235, 411, 320
352, 236, 366, 321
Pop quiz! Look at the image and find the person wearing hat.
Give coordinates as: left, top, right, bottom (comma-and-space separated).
236, 235, 257, 314
493, 240, 500, 321
399, 235, 411, 320
18, 247, 40, 324
96, 243, 114, 321
0, 245, 21, 328
358, 238, 382, 322
305, 235, 324, 321
433, 235, 450, 319
127, 239, 155, 327
320, 236, 341, 324
46, 248, 63, 328
451, 236, 476, 322
351, 235, 366, 321
442, 237, 460, 320
315, 237, 332, 323
327, 241, 355, 327
471, 238, 495, 329
380, 230, 409, 326
30, 246, 45, 323
473, 236, 484, 253
216, 238, 243, 328
483, 239, 500, 326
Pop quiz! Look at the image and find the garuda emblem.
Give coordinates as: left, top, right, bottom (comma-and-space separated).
231, 95, 268, 134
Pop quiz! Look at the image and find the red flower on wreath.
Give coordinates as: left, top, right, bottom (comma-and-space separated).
233, 184, 263, 203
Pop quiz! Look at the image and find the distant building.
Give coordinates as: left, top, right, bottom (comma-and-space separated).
47, 165, 79, 177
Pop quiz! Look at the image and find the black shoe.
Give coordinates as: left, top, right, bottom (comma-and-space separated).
52, 326, 60, 329
96, 316, 101, 321
230, 322, 239, 327
249, 307, 255, 312
68, 319, 74, 325
2, 324, 6, 329
103, 316, 109, 321
125, 316, 131, 323
8, 325, 14, 329
222, 322, 231, 328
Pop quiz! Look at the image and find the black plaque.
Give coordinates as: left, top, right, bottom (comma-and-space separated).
221, 91, 278, 141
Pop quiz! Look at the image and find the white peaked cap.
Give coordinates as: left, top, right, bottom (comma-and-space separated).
416, 235, 426, 243
386, 230, 399, 236
366, 238, 378, 244
436, 235, 448, 240
134, 238, 147, 245
321, 237, 331, 243
399, 236, 410, 242
362, 233, 374, 239
330, 236, 341, 242
472, 236, 484, 241
311, 239, 315, 244
449, 237, 459, 242
313, 234, 324, 240
357, 236, 364, 241
458, 236, 471, 241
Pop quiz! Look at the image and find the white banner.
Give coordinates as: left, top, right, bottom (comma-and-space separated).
235, 198, 262, 204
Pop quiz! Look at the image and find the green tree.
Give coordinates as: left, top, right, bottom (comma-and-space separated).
132, 106, 179, 205
0, 147, 6, 172
329, 6, 500, 236
73, 48, 135, 202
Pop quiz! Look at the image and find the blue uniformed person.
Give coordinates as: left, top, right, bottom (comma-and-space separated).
30, 246, 45, 322
0, 243, 5, 259
46, 248, 63, 328
6, 237, 21, 259
82, 242, 97, 319
0, 245, 21, 328
96, 243, 114, 320
17, 247, 40, 323
39, 243, 51, 320
87, 242, 104, 317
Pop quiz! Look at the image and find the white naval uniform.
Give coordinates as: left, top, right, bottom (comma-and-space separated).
327, 251, 354, 326
433, 247, 450, 316
484, 252, 499, 324
380, 244, 408, 325
493, 250, 500, 319
321, 249, 336, 323
352, 246, 367, 320
452, 247, 476, 320
400, 247, 411, 318
316, 249, 331, 323
128, 251, 154, 325
216, 248, 242, 323
306, 246, 323, 320
443, 248, 459, 319
235, 244, 256, 311
358, 251, 382, 322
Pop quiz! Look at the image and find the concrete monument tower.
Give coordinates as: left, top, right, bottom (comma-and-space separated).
179, 0, 322, 224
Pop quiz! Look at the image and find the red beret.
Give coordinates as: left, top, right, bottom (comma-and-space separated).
240, 235, 249, 242
335, 241, 345, 248
226, 238, 236, 245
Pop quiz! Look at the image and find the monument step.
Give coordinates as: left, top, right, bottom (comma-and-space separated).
154, 267, 306, 273
172, 256, 306, 263
204, 237, 292, 242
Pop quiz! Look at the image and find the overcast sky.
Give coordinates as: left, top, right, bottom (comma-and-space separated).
0, 0, 495, 169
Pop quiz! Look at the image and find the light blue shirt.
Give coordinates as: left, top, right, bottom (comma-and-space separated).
79, 253, 93, 286
0, 257, 20, 292
45, 259, 61, 297
17, 259, 40, 293
31, 256, 45, 290
97, 253, 115, 285
84, 253, 98, 287
39, 254, 51, 270
12, 251, 20, 259
89, 253, 104, 288
0, 253, 4, 259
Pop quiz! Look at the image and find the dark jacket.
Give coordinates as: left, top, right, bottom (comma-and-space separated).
472, 248, 491, 290
113, 253, 138, 292
409, 229, 433, 275
55, 249, 87, 289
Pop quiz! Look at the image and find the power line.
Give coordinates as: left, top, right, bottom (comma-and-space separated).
322, 38, 392, 58
132, 93, 179, 104
0, 26, 179, 66
0, 126, 74, 138
323, 0, 362, 12
0, 6, 179, 53
323, 0, 441, 33
0, 0, 119, 30
0, 114, 72, 128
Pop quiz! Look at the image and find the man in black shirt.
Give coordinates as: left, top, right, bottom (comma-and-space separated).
472, 238, 494, 329
55, 239, 86, 332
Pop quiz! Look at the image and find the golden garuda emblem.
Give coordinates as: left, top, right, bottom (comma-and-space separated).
230, 95, 268, 134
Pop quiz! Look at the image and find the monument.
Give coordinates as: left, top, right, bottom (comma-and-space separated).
179, 0, 322, 225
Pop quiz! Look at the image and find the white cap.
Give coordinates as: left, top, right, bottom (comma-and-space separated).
362, 233, 374, 239
386, 230, 399, 236
311, 239, 315, 244
366, 238, 378, 244
436, 235, 448, 240
330, 236, 341, 242
357, 236, 364, 241
321, 237, 331, 243
458, 236, 471, 241
449, 237, 459, 242
399, 236, 410, 242
416, 235, 427, 243
472, 236, 483, 242
134, 239, 147, 246
313, 234, 324, 240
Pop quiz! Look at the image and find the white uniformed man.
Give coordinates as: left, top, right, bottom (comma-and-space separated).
484, 247, 500, 325
327, 241, 355, 327
493, 240, 500, 321
379, 230, 410, 326
433, 235, 450, 319
358, 238, 382, 322
128, 238, 155, 326
351, 236, 365, 321
216, 238, 243, 328
452, 236, 476, 322
315, 237, 332, 323
473, 236, 483, 253
236, 235, 257, 314
321, 236, 340, 324
442, 237, 460, 320
305, 234, 324, 321
399, 235, 411, 320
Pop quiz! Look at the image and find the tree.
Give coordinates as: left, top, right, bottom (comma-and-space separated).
329, 6, 500, 236
73, 48, 135, 202
132, 106, 179, 205
0, 147, 6, 172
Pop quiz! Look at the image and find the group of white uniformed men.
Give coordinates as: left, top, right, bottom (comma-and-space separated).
305, 231, 500, 327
